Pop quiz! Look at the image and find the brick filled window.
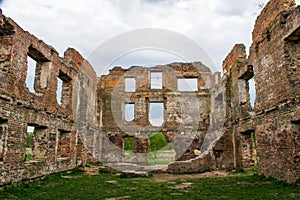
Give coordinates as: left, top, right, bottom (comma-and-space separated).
57, 130, 71, 159
125, 78, 136, 92
0, 119, 8, 163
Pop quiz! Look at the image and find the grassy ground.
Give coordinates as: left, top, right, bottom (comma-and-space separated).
0, 170, 299, 200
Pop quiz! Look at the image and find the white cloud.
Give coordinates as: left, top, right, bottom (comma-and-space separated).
0, 0, 269, 72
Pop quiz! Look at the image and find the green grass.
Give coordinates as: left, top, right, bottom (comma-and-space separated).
0, 170, 299, 200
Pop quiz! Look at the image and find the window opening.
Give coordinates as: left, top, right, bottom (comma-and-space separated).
125, 103, 135, 122
149, 102, 164, 126
24, 126, 34, 162
249, 77, 256, 108
177, 78, 198, 91
57, 77, 63, 104
150, 72, 162, 89
26, 56, 37, 93
125, 78, 136, 92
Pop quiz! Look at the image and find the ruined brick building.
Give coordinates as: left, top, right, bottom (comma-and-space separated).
98, 63, 222, 164
0, 0, 299, 185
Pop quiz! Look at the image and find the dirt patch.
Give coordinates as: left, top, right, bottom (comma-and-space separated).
169, 182, 193, 189
153, 171, 230, 182
104, 196, 131, 200
61, 175, 83, 179
84, 167, 100, 175
106, 180, 118, 184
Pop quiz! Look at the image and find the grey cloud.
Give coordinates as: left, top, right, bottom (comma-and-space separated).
214, 0, 253, 16
1, 0, 268, 73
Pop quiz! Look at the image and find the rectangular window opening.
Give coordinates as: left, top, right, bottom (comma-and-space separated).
26, 46, 50, 94
150, 72, 163, 89
125, 103, 135, 122
177, 78, 198, 91
25, 126, 34, 162
26, 56, 37, 93
25, 124, 48, 162
248, 78, 256, 109
148, 132, 175, 161
149, 102, 164, 126
124, 137, 135, 161
125, 78, 136, 92
57, 72, 72, 107
57, 77, 63, 105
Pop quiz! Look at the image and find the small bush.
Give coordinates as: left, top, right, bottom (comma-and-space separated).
24, 152, 32, 162
124, 137, 134, 152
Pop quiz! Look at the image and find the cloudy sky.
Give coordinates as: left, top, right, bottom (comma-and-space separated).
1, 0, 285, 73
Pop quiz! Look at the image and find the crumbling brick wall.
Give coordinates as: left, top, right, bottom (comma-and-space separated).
0, 14, 99, 186
221, 0, 300, 182
247, 0, 299, 182
168, 1, 300, 183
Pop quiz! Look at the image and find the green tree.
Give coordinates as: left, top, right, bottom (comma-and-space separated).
124, 137, 134, 152
148, 132, 168, 158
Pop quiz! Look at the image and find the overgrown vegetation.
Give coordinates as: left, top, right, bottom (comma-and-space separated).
0, 170, 299, 199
